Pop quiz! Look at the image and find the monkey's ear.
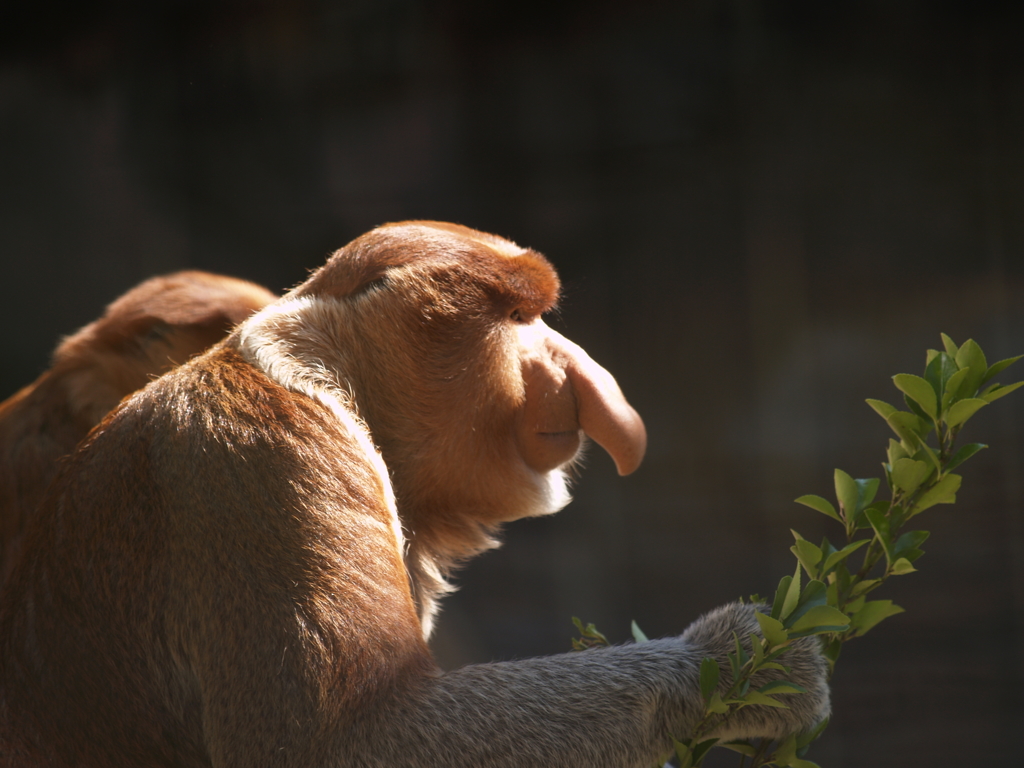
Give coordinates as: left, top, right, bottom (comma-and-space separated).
517, 323, 646, 476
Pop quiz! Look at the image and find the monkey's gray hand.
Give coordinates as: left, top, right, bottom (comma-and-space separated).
680, 602, 831, 742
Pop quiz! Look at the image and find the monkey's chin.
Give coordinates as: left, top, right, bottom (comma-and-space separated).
531, 468, 573, 517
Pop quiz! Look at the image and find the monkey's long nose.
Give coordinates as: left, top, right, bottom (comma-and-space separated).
559, 337, 646, 476
517, 322, 646, 476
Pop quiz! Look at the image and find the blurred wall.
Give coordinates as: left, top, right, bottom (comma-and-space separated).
2, 2, 1023, 765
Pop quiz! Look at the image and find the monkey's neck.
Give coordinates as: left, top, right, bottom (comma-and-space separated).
400, 508, 503, 639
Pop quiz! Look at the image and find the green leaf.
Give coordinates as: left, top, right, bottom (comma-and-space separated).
925, 351, 960, 407
781, 563, 802, 622
758, 680, 807, 695
946, 398, 988, 428
819, 538, 870, 576
706, 691, 729, 714
833, 471, 879, 526
756, 611, 789, 648
826, 574, 841, 606
774, 734, 798, 764
789, 625, 851, 639
946, 442, 987, 472
856, 477, 880, 509
941, 367, 972, 411
866, 398, 898, 421
631, 621, 649, 644
834, 469, 858, 521
940, 333, 959, 358
750, 632, 765, 666
955, 340, 988, 397
913, 440, 942, 474
699, 657, 720, 703
903, 391, 931, 422
792, 538, 823, 578
886, 411, 932, 444
855, 500, 889, 531
784, 580, 828, 629
741, 690, 789, 709
982, 355, 1024, 386
849, 599, 905, 636
910, 473, 962, 516
719, 741, 758, 757
688, 738, 719, 765
733, 632, 749, 670
864, 507, 893, 564
799, 579, 828, 608
816, 536, 838, 572
893, 529, 929, 562
674, 738, 695, 768
794, 494, 842, 523
772, 575, 793, 620
890, 458, 931, 495
980, 380, 1024, 404
893, 373, 938, 419
571, 617, 609, 649
886, 438, 910, 466
890, 557, 917, 575
789, 605, 851, 634
849, 578, 882, 597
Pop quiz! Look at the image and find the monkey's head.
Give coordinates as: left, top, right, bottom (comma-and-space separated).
49, 271, 278, 428
241, 221, 645, 553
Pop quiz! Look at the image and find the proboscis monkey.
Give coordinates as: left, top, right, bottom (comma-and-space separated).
0, 270, 276, 584
0, 223, 829, 767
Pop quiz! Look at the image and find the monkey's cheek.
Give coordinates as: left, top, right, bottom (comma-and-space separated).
520, 429, 583, 473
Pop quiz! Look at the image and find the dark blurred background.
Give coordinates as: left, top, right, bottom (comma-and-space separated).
2, 1, 1023, 764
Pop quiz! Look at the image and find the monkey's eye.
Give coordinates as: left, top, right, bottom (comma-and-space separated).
359, 276, 389, 295
509, 308, 527, 323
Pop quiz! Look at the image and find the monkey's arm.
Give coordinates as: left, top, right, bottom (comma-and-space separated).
341, 602, 830, 768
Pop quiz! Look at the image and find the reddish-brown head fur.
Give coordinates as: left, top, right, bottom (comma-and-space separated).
242, 221, 644, 625
296, 221, 560, 317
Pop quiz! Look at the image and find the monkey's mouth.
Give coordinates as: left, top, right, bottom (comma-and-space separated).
537, 430, 581, 439
533, 430, 583, 468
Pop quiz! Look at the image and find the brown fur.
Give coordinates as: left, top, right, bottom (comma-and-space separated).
0, 271, 276, 583
0, 223, 827, 768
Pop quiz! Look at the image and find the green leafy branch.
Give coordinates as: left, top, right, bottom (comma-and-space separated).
677, 335, 1024, 767
575, 335, 1023, 768
792, 336, 1023, 670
